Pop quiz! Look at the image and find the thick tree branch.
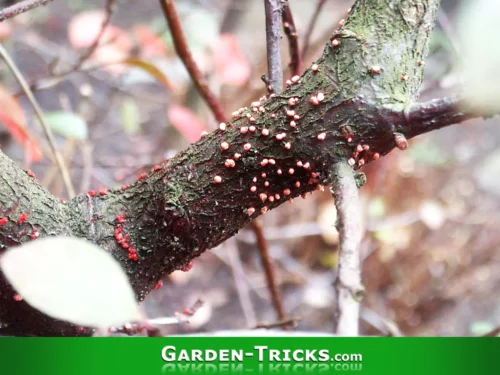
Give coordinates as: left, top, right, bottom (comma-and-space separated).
329, 162, 363, 336
0, 0, 54, 22
1, 0, 450, 336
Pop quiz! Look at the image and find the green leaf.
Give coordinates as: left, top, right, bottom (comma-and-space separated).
121, 98, 141, 135
0, 236, 140, 328
44, 111, 88, 139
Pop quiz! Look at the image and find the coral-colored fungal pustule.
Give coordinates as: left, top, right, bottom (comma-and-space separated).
181, 262, 194, 272
214, 176, 222, 184
17, 212, 28, 224
0, 217, 7, 228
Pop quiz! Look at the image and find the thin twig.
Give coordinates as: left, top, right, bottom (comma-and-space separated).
301, 0, 327, 59
0, 43, 75, 197
0, 0, 53, 22
329, 162, 364, 336
282, 1, 301, 76
399, 95, 500, 140
264, 0, 283, 93
252, 220, 287, 324
159, 0, 226, 123
53, 0, 117, 77
226, 239, 257, 327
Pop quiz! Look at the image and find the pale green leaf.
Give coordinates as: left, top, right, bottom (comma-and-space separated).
121, 98, 141, 135
0, 236, 140, 327
44, 111, 88, 139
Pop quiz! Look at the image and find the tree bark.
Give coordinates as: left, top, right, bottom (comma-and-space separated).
0, 0, 460, 336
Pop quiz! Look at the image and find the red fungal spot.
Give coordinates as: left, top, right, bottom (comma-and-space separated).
220, 141, 229, 150
26, 169, 36, 178
373, 153, 380, 160
259, 193, 268, 202
98, 188, 108, 196
247, 207, 255, 215
13, 294, 23, 302
88, 190, 96, 197
137, 173, 148, 181
284, 142, 291, 150
31, 229, 39, 239
261, 206, 268, 214
0, 217, 7, 227
116, 214, 126, 224
214, 176, 222, 183
154, 280, 163, 290
121, 184, 131, 191
317, 132, 327, 141
181, 262, 194, 272
250, 186, 257, 192
284, 189, 291, 196
17, 212, 28, 224
151, 164, 162, 172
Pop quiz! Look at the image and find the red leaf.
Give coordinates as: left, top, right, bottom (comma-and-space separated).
167, 105, 208, 143
134, 25, 168, 58
214, 34, 251, 87
0, 85, 43, 162
67, 10, 133, 75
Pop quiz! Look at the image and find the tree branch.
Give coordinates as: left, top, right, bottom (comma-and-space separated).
264, 0, 284, 93
0, 0, 54, 22
0, 43, 75, 198
396, 96, 499, 139
329, 162, 363, 336
159, 0, 226, 123
282, 1, 301, 77
301, 0, 327, 59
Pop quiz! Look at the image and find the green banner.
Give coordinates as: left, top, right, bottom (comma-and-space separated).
0, 337, 497, 374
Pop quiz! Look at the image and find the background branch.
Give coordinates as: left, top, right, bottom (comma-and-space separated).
159, 0, 226, 123
0, 0, 54, 22
0, 43, 75, 198
264, 0, 284, 92
282, 1, 301, 77
330, 162, 364, 336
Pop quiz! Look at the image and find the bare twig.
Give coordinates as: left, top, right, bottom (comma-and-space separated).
329, 162, 364, 336
301, 0, 327, 59
253, 220, 287, 324
399, 96, 500, 140
0, 43, 75, 198
282, 1, 301, 76
0, 0, 54, 22
226, 239, 257, 327
264, 0, 283, 93
159, 0, 226, 123
53, 0, 117, 77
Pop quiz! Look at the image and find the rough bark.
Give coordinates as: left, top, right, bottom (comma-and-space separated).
0, 0, 463, 336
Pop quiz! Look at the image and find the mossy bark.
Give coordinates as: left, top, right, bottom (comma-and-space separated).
1, 0, 441, 336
